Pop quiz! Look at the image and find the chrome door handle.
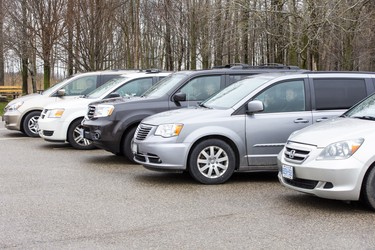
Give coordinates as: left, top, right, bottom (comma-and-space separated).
294, 118, 309, 123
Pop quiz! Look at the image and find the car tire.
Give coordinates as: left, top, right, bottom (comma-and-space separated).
22, 111, 41, 137
67, 118, 96, 150
122, 126, 137, 163
188, 139, 236, 184
362, 166, 375, 211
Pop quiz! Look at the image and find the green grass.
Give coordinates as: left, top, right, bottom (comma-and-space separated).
0, 101, 8, 117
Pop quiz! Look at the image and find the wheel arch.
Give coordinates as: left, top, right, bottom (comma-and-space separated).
20, 109, 43, 132
187, 135, 240, 171
66, 116, 85, 139
119, 122, 140, 154
360, 161, 375, 201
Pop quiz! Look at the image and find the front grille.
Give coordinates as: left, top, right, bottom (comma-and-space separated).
283, 142, 315, 164
43, 130, 54, 136
283, 177, 318, 189
87, 106, 96, 119
135, 124, 153, 141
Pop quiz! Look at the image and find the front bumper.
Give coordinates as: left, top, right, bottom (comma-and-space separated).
38, 118, 68, 142
278, 152, 365, 201
3, 111, 22, 131
82, 119, 120, 154
133, 137, 190, 171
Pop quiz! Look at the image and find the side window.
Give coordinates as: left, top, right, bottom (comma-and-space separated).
179, 75, 221, 101
100, 74, 118, 86
313, 78, 367, 110
255, 80, 305, 113
116, 78, 153, 97
62, 76, 98, 96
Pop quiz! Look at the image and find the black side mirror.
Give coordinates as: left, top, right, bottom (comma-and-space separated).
173, 92, 186, 102
108, 92, 121, 98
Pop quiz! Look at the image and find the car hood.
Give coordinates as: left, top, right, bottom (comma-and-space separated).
43, 97, 94, 109
7, 93, 41, 105
142, 107, 232, 125
289, 117, 375, 147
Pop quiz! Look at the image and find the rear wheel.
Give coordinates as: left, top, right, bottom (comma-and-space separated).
362, 166, 375, 211
121, 126, 137, 163
22, 111, 41, 137
188, 139, 236, 184
67, 118, 96, 150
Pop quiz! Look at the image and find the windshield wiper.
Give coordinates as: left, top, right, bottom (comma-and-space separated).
353, 116, 375, 121
198, 102, 212, 109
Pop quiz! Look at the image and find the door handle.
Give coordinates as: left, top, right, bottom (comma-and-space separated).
294, 118, 309, 123
316, 117, 329, 122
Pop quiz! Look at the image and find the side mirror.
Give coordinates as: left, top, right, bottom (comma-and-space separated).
247, 100, 264, 114
173, 92, 186, 102
56, 89, 65, 97
108, 92, 121, 98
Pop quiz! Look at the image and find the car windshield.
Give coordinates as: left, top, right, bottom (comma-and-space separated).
42, 76, 74, 96
142, 73, 187, 98
344, 93, 375, 121
201, 76, 270, 109
85, 76, 127, 99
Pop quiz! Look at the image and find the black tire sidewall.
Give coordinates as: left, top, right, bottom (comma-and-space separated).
122, 126, 137, 163
23, 111, 41, 137
67, 118, 95, 150
363, 166, 375, 211
188, 139, 236, 184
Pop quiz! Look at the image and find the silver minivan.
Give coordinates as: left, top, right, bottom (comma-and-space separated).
132, 72, 375, 184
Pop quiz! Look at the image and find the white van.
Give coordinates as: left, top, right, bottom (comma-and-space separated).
2, 70, 134, 137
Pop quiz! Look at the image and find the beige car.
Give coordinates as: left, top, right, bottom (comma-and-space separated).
2, 70, 135, 137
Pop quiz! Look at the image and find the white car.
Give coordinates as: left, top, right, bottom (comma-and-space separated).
278, 93, 375, 210
3, 70, 135, 137
38, 71, 170, 149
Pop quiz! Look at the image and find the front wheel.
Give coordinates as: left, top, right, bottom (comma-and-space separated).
188, 139, 236, 184
121, 126, 137, 163
362, 166, 375, 211
22, 111, 41, 137
67, 118, 96, 150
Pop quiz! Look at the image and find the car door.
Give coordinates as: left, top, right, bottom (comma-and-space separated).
245, 79, 312, 167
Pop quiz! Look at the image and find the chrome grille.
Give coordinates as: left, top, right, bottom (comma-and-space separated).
135, 124, 153, 141
87, 105, 96, 119
284, 142, 312, 164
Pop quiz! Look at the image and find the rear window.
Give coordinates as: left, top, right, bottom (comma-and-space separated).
313, 78, 367, 110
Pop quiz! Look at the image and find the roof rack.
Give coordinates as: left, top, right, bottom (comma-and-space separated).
212, 63, 300, 70
137, 69, 162, 73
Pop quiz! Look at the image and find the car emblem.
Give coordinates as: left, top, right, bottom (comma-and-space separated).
289, 150, 296, 159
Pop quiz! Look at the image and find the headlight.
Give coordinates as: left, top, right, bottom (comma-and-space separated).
48, 109, 65, 118
317, 138, 364, 160
5, 101, 24, 111
155, 124, 183, 138
93, 105, 114, 118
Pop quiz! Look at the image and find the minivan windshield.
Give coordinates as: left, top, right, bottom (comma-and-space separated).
344, 93, 375, 120
142, 73, 187, 98
202, 76, 270, 109
85, 76, 127, 99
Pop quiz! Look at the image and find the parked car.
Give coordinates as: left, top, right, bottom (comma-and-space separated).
278, 92, 375, 210
132, 72, 375, 184
2, 70, 136, 137
82, 65, 304, 162
38, 71, 170, 149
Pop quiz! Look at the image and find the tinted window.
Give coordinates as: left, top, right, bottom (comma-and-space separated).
255, 80, 305, 113
313, 78, 367, 110
116, 78, 153, 97
100, 74, 119, 85
227, 74, 255, 85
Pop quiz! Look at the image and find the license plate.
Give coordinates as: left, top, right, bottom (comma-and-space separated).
282, 165, 294, 179
131, 141, 138, 154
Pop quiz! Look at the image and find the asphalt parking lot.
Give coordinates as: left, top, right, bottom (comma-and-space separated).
1, 120, 375, 249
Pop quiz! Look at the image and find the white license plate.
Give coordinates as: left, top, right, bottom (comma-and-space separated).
131, 141, 138, 154
282, 165, 294, 180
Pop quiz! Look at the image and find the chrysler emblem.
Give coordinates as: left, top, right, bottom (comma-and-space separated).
289, 150, 296, 159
